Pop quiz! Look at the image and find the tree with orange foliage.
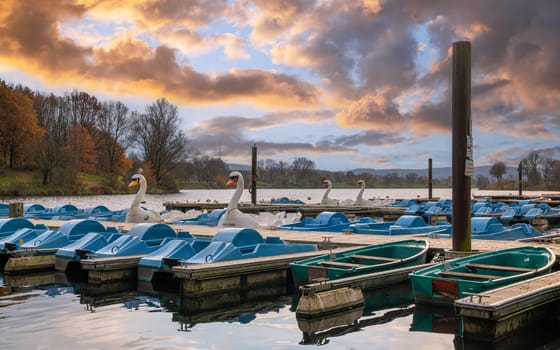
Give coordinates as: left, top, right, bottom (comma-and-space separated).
66, 125, 98, 173
0, 81, 43, 168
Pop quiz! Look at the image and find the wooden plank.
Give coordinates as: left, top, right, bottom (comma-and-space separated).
321, 261, 365, 269
438, 271, 501, 280
466, 263, 532, 273
350, 254, 398, 262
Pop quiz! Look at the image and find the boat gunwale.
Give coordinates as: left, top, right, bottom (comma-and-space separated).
291, 239, 429, 271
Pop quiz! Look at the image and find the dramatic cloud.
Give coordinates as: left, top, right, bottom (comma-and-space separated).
2, 0, 560, 169
0, 0, 318, 107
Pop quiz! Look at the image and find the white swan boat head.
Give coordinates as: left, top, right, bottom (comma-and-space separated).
125, 170, 162, 223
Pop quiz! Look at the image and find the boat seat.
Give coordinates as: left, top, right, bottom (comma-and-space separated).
438, 271, 502, 280
350, 254, 399, 262
466, 263, 533, 273
320, 261, 365, 269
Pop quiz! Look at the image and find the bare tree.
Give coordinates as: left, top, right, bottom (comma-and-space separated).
31, 93, 71, 184
130, 98, 189, 189
521, 151, 543, 187
291, 157, 315, 184
97, 101, 133, 174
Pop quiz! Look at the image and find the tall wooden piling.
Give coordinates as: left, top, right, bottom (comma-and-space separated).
518, 162, 523, 196
428, 158, 433, 199
251, 144, 257, 204
451, 41, 472, 252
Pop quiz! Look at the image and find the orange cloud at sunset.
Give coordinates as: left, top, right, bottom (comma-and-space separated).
2, 0, 560, 170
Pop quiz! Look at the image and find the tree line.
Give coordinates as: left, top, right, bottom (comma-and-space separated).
481, 152, 560, 190
1, 78, 559, 194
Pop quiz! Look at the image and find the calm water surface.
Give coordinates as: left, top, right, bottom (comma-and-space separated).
1, 188, 560, 350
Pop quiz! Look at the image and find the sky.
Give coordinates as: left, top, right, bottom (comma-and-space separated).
1, 0, 560, 172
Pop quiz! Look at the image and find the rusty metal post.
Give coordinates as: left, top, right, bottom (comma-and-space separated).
518, 162, 523, 197
251, 144, 257, 204
428, 158, 433, 200
452, 41, 472, 252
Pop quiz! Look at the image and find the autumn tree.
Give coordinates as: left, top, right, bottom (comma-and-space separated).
0, 81, 43, 168
66, 125, 97, 173
130, 98, 189, 189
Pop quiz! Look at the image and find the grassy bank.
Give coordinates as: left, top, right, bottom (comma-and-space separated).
0, 169, 128, 197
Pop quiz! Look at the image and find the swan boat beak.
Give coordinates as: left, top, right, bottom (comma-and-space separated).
226, 176, 238, 187
128, 179, 140, 188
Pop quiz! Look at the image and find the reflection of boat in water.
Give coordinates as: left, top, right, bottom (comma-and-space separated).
409, 303, 459, 335
296, 283, 415, 345
298, 304, 415, 346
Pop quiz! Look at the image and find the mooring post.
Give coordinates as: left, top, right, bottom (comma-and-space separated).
452, 41, 472, 252
518, 162, 523, 197
251, 144, 257, 204
428, 158, 433, 199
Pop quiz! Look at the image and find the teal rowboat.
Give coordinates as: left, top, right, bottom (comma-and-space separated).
408, 246, 556, 305
290, 239, 429, 286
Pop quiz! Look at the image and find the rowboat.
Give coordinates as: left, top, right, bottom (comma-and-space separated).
408, 246, 556, 305
290, 239, 429, 286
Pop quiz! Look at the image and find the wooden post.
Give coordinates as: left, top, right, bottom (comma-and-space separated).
518, 162, 523, 197
451, 41, 472, 252
251, 144, 257, 205
428, 158, 433, 199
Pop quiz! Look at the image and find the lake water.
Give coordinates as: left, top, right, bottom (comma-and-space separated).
1, 188, 560, 350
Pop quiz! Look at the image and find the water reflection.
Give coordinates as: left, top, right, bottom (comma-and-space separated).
295, 282, 415, 346
174, 296, 291, 332
410, 303, 460, 335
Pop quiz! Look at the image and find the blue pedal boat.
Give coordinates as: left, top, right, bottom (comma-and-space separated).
425, 217, 543, 240
0, 223, 49, 268
19, 219, 113, 250
25, 204, 80, 220
0, 203, 8, 217
173, 208, 226, 226
4, 219, 117, 274
183, 227, 317, 264
138, 236, 212, 285
23, 204, 48, 218
85, 223, 193, 259
54, 230, 125, 273
349, 215, 451, 235
278, 212, 374, 232
0, 218, 36, 239
72, 205, 115, 220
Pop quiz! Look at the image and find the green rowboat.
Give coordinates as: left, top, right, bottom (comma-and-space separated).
290, 239, 429, 286
408, 246, 556, 306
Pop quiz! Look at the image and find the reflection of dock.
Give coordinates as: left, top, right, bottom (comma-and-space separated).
173, 296, 291, 330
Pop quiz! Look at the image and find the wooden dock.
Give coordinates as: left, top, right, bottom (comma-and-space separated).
163, 202, 407, 220
455, 270, 560, 341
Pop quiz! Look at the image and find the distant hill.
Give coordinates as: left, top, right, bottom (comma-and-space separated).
352, 165, 519, 180
227, 163, 518, 180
